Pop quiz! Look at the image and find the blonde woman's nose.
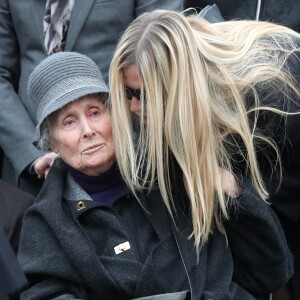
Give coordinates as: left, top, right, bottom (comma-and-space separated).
129, 97, 141, 115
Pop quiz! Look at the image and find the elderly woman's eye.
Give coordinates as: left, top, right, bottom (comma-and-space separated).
90, 108, 101, 117
63, 118, 75, 126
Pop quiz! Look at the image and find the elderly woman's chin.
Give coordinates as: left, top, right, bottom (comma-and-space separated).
63, 150, 115, 176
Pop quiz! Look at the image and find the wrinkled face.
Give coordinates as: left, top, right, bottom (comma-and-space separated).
49, 94, 115, 176
123, 65, 147, 123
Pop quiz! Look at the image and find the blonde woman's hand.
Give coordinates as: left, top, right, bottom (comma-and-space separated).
33, 152, 59, 178
219, 168, 242, 198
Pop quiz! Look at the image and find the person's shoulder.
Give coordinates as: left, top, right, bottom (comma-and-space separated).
35, 158, 67, 203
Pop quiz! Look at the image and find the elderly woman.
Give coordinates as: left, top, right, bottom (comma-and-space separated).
18, 52, 292, 300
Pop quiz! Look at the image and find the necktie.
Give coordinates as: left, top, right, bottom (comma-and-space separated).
44, 0, 71, 55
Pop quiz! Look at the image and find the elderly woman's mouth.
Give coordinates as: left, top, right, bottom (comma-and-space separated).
82, 144, 103, 153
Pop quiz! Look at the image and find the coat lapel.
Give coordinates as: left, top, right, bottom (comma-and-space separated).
31, 0, 47, 53
142, 189, 173, 241
65, 0, 95, 51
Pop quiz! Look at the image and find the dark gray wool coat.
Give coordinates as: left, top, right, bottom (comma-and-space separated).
17, 159, 293, 300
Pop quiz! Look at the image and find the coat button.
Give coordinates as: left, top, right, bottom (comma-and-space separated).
77, 201, 86, 211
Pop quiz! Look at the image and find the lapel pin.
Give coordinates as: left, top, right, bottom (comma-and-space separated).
114, 241, 131, 254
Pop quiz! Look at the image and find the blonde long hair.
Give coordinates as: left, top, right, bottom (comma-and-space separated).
109, 10, 300, 251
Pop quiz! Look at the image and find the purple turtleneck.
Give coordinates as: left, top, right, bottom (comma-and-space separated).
66, 164, 128, 206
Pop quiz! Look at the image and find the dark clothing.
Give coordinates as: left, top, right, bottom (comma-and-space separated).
66, 163, 127, 205
225, 43, 300, 299
0, 228, 27, 300
273, 209, 300, 298
0, 179, 33, 300
254, 44, 300, 222
18, 159, 293, 299
253, 55, 300, 300
250, 45, 300, 299
0, 179, 34, 253
186, 7, 300, 295
184, 0, 300, 32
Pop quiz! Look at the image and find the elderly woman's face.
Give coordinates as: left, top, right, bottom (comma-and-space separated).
49, 94, 115, 176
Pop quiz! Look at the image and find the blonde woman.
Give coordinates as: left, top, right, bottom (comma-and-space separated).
110, 10, 300, 299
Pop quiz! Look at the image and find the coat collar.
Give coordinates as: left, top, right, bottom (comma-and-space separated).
64, 172, 92, 202
141, 188, 173, 241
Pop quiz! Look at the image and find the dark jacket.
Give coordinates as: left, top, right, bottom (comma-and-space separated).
193, 6, 300, 297
17, 159, 293, 300
0, 228, 27, 300
0, 179, 34, 253
184, 0, 300, 31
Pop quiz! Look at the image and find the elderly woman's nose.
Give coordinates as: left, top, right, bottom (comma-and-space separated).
82, 119, 96, 137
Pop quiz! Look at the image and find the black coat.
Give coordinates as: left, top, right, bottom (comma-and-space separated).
17, 160, 293, 299
0, 228, 27, 300
0, 179, 34, 300
0, 179, 34, 253
184, 0, 300, 31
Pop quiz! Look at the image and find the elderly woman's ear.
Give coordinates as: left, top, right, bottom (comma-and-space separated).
49, 141, 59, 154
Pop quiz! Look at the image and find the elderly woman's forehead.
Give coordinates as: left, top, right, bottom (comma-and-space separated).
49, 94, 103, 118
63, 93, 101, 107
77, 93, 103, 102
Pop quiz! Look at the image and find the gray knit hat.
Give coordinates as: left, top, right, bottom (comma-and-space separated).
28, 51, 109, 144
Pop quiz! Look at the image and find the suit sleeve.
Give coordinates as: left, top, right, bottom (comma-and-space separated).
225, 177, 294, 297
0, 0, 44, 179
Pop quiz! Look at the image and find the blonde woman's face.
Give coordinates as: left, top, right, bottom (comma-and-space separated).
49, 94, 115, 176
123, 65, 147, 123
